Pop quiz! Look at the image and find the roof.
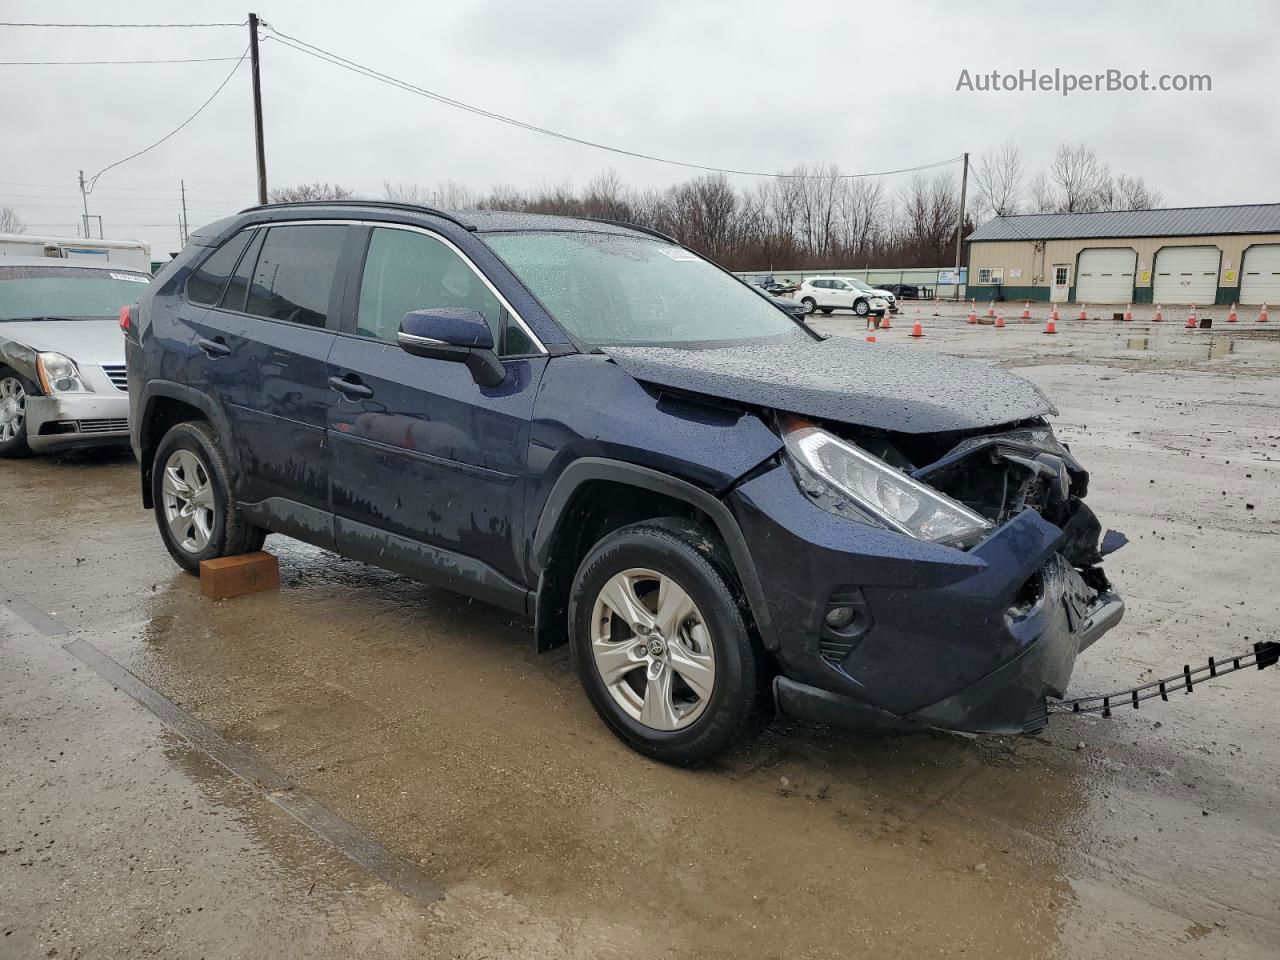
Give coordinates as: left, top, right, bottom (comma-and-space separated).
0, 255, 149, 272
966, 203, 1280, 242
233, 201, 668, 239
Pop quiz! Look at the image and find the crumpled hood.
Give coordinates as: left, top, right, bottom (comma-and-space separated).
0, 319, 124, 367
604, 336, 1057, 434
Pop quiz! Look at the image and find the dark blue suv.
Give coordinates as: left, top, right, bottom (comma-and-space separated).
127, 201, 1124, 764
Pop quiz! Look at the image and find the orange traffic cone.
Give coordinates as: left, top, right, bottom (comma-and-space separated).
986, 304, 996, 319
1185, 305, 1198, 329
1227, 303, 1238, 323
865, 335, 877, 343
1043, 318, 1058, 335
909, 320, 925, 338
1021, 301, 1031, 319
995, 312, 1005, 329
880, 310, 892, 330
1259, 303, 1270, 323
1153, 304, 1163, 322
1051, 304, 1060, 322
1124, 304, 1133, 322
966, 303, 977, 324
1078, 303, 1088, 321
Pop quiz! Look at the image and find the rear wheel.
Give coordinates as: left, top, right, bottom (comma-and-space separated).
568, 519, 771, 765
151, 420, 265, 573
0, 369, 33, 458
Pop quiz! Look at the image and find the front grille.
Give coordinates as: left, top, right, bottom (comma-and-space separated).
77, 418, 128, 434
101, 365, 128, 392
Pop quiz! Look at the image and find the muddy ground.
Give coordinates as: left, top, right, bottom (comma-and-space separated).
2, 306, 1278, 959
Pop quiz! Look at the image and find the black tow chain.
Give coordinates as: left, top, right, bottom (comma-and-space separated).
1030, 641, 1279, 726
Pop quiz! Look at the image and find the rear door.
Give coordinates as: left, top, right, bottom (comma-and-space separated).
327, 223, 548, 601
188, 222, 351, 539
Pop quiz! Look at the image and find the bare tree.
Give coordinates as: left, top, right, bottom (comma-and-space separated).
382, 180, 431, 204
581, 168, 633, 221
268, 182, 356, 203
1112, 174, 1163, 210
972, 140, 1024, 219
1049, 143, 1111, 213
1025, 172, 1057, 213
0, 206, 27, 234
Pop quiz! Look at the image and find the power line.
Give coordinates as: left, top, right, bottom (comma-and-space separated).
260, 25, 961, 181
0, 181, 250, 198
0, 21, 244, 28
84, 47, 249, 191
0, 56, 243, 65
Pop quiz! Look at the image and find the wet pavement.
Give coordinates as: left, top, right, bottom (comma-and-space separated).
2, 310, 1279, 958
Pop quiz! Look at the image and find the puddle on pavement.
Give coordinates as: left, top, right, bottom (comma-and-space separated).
1121, 332, 1280, 360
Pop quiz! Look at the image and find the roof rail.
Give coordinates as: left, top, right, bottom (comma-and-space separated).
585, 217, 678, 243
236, 199, 477, 231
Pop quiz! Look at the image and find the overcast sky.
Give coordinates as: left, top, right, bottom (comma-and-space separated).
3, 0, 1275, 256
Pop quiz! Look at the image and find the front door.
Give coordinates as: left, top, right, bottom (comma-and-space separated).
1050, 264, 1071, 303
327, 224, 547, 599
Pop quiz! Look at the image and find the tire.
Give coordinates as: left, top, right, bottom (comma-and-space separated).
0, 368, 34, 458
820, 308, 834, 315
151, 420, 266, 574
800, 297, 817, 316
854, 299, 870, 316
568, 518, 772, 765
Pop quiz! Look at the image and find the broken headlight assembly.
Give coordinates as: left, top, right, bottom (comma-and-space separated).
36, 352, 88, 394
782, 417, 991, 547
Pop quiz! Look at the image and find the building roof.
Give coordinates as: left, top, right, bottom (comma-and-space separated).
966, 203, 1280, 243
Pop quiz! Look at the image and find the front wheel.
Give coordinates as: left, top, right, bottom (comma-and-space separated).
568, 519, 771, 765
151, 420, 265, 574
800, 297, 817, 315
854, 299, 870, 316
0, 369, 33, 458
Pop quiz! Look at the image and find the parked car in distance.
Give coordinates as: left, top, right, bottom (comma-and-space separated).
0, 257, 150, 457
765, 293, 808, 323
883, 282, 920, 299
128, 202, 1124, 765
796, 276, 889, 317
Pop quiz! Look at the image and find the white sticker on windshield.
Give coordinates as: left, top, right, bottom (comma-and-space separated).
111, 272, 150, 283
657, 246, 701, 262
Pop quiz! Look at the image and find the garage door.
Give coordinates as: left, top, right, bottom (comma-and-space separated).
1152, 246, 1220, 304
1076, 248, 1136, 303
1240, 245, 1280, 304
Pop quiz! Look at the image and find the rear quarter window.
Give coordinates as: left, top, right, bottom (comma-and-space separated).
187, 231, 254, 305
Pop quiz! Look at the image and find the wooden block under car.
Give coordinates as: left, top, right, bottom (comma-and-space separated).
199, 551, 280, 600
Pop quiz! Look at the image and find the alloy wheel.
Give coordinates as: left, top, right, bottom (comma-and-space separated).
590, 567, 717, 731
0, 377, 26, 443
161, 448, 216, 553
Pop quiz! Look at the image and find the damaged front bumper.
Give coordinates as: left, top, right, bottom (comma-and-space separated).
729, 462, 1125, 736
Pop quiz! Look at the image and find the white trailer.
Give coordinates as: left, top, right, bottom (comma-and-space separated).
0, 234, 153, 273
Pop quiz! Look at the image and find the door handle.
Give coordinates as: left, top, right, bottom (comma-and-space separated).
197, 336, 231, 358
328, 375, 373, 399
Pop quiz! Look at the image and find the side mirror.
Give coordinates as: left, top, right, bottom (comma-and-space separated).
397, 308, 505, 387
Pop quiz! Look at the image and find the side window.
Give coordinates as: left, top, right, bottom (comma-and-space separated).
219, 229, 264, 313
356, 227, 503, 346
186, 230, 253, 305
244, 224, 346, 327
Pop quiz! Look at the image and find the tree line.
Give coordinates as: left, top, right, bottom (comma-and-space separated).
269, 141, 1164, 272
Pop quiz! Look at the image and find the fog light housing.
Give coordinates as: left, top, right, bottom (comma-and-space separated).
825, 606, 855, 629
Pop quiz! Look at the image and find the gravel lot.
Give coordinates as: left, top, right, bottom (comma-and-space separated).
3, 306, 1278, 959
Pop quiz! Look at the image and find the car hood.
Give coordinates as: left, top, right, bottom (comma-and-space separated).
604, 336, 1057, 434
0, 319, 124, 366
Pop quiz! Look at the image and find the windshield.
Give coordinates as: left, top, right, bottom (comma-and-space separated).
848, 279, 875, 293
483, 231, 803, 346
0, 265, 152, 320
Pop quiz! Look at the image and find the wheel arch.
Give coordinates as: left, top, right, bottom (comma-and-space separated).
136, 381, 237, 509
530, 457, 777, 654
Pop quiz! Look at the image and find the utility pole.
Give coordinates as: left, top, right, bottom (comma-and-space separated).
78, 170, 91, 240
179, 180, 190, 244
953, 151, 969, 300
248, 12, 268, 205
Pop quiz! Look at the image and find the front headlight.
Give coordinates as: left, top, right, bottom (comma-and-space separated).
37, 352, 88, 394
783, 419, 991, 545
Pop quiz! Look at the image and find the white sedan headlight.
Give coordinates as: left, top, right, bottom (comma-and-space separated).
37, 352, 88, 394
784, 419, 991, 545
